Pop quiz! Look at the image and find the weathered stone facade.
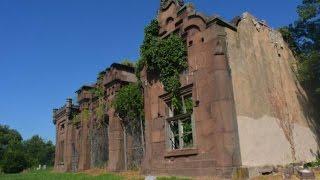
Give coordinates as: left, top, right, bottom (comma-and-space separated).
53, 98, 80, 172
141, 0, 318, 178
53, 0, 319, 178
53, 63, 139, 172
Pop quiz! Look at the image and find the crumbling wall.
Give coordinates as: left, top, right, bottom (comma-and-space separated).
226, 12, 318, 166
124, 119, 144, 170
90, 122, 109, 168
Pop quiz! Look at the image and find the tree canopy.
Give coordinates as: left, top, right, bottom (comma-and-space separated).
0, 125, 55, 174
112, 83, 144, 123
279, 0, 320, 96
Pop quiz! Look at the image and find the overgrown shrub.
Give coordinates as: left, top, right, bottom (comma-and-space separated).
24, 135, 55, 167
137, 19, 188, 109
1, 142, 30, 174
0, 125, 55, 174
112, 83, 144, 168
112, 84, 143, 123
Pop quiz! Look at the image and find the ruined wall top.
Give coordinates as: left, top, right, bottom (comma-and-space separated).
160, 0, 184, 11
103, 63, 136, 86
157, 0, 237, 40
53, 98, 79, 125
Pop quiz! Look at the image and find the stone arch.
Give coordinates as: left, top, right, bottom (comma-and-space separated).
184, 25, 201, 36
188, 14, 207, 24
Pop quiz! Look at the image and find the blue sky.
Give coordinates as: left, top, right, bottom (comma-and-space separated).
0, 0, 301, 142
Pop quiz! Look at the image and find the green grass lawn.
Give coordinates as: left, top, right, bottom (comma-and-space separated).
0, 169, 193, 180
0, 170, 124, 180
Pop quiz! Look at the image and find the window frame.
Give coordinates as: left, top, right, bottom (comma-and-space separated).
161, 84, 197, 154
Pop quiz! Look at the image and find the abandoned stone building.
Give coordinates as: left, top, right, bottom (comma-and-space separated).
140, 0, 318, 178
54, 0, 319, 178
53, 63, 141, 172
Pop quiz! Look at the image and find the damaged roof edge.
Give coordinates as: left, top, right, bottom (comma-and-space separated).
110, 63, 135, 73
75, 85, 94, 94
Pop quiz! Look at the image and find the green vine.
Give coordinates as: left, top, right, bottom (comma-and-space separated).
121, 59, 136, 68
137, 20, 188, 109
184, 97, 193, 114
91, 73, 107, 127
112, 84, 144, 124
72, 108, 91, 125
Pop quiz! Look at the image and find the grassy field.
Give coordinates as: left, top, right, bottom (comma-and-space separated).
0, 170, 124, 180
7, 169, 319, 180
0, 169, 191, 180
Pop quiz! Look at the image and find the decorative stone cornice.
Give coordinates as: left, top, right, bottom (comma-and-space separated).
161, 0, 184, 11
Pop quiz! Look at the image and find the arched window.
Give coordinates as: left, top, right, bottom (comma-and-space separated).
166, 17, 174, 25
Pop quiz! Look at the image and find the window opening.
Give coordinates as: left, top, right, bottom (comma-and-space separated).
166, 94, 195, 150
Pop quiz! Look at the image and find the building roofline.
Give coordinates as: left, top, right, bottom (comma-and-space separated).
75, 85, 94, 94
108, 63, 135, 73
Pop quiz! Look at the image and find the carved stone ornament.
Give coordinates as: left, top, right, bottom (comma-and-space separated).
161, 0, 184, 10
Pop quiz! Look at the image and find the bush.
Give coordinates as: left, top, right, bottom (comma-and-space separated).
1, 142, 30, 173
24, 135, 55, 167
138, 20, 188, 109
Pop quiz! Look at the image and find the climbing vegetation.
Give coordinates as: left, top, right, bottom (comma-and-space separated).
72, 108, 91, 125
137, 20, 188, 109
120, 59, 136, 68
112, 84, 144, 124
92, 73, 107, 127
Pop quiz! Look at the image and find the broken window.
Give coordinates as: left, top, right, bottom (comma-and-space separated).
166, 94, 195, 150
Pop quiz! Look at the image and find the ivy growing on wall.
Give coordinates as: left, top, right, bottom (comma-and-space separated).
112, 84, 144, 125
72, 108, 91, 125
91, 73, 107, 128
121, 59, 136, 68
112, 74, 145, 167
137, 19, 188, 109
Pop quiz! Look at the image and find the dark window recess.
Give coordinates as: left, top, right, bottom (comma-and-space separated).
166, 17, 174, 25
201, 38, 204, 42
60, 123, 65, 131
189, 41, 193, 47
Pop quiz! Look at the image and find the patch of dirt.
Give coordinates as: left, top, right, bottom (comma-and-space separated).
250, 174, 283, 180
119, 171, 144, 180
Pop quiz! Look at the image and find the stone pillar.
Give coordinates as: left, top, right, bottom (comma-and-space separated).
107, 109, 125, 171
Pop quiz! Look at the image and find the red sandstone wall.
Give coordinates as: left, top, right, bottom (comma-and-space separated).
142, 2, 241, 177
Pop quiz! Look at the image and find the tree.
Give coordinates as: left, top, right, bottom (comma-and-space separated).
0, 125, 55, 173
43, 140, 55, 166
279, 0, 320, 110
279, 0, 320, 91
0, 125, 22, 164
1, 141, 30, 173
24, 135, 55, 167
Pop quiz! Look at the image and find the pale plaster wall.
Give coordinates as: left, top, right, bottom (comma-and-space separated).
238, 116, 317, 166
226, 12, 318, 167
